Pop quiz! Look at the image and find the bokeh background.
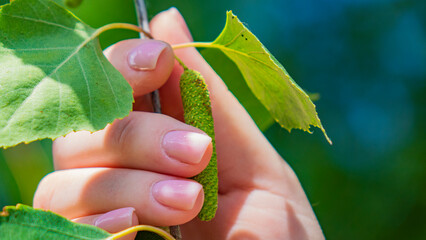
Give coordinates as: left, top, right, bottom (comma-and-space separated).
1, 0, 425, 239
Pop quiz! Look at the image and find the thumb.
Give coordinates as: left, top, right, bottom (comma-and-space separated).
72, 207, 138, 239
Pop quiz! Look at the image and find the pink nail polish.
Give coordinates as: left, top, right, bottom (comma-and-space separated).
94, 207, 135, 233
162, 131, 212, 164
127, 40, 168, 71
152, 180, 203, 211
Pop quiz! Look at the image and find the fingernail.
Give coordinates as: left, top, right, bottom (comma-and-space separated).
152, 180, 203, 211
128, 40, 168, 71
162, 131, 212, 164
94, 207, 135, 233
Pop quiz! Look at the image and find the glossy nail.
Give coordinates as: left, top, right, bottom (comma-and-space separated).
127, 40, 168, 70
152, 180, 203, 211
162, 131, 211, 164
94, 207, 135, 233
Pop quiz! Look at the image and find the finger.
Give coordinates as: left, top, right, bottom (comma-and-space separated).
53, 112, 212, 178
149, 9, 323, 238
103, 39, 175, 99
34, 168, 204, 226
150, 8, 294, 194
73, 208, 138, 239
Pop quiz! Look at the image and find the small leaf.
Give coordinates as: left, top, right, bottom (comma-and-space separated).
0, 204, 111, 239
0, 0, 133, 148
211, 11, 331, 143
201, 48, 274, 131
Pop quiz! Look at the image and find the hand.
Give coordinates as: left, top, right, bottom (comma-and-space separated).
33, 8, 324, 240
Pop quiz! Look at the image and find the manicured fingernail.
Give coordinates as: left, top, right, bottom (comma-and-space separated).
162, 131, 212, 164
94, 207, 135, 233
127, 40, 168, 70
152, 180, 203, 211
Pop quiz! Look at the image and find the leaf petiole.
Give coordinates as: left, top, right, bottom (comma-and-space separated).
95, 22, 153, 39
172, 42, 214, 50
106, 225, 175, 240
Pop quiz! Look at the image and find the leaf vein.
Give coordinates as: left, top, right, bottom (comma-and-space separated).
5, 46, 74, 52
94, 47, 120, 111
55, 72, 62, 134
36, 0, 58, 22
77, 52, 93, 123
213, 44, 281, 73
3, 78, 48, 130
223, 29, 246, 47
25, 0, 41, 22
5, 222, 103, 239
1, 13, 78, 32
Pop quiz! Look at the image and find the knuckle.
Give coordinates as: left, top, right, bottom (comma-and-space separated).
106, 113, 139, 155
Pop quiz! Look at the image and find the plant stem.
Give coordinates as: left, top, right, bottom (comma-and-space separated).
169, 225, 183, 240
172, 42, 213, 50
133, 0, 162, 114
134, 0, 150, 37
106, 225, 175, 240
95, 22, 153, 39
174, 55, 187, 70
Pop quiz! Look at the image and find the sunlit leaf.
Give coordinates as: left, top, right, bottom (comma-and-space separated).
201, 48, 274, 131
0, 204, 111, 239
211, 11, 331, 143
0, 0, 133, 148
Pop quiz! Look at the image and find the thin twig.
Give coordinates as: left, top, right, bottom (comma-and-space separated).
134, 0, 161, 113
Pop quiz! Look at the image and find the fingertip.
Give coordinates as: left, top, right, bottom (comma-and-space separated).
94, 207, 137, 232
72, 208, 138, 239
149, 179, 205, 225
162, 131, 212, 166
152, 180, 203, 211
150, 7, 193, 44
104, 39, 174, 97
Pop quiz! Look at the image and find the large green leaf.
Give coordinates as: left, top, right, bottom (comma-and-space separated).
0, 0, 133, 148
210, 11, 331, 143
0, 204, 111, 239
0, 205, 174, 240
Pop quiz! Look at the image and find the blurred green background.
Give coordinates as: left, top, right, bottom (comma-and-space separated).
1, 0, 425, 239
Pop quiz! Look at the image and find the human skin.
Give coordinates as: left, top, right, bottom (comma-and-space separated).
33, 8, 325, 240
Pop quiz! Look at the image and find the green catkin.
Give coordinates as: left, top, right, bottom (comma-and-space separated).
179, 68, 218, 221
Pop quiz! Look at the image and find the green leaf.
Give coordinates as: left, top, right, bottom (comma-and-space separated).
201, 48, 274, 131
0, 205, 175, 240
210, 11, 331, 143
0, 0, 133, 148
0, 204, 111, 239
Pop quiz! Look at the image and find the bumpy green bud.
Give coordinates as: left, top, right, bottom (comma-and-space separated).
180, 68, 218, 221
